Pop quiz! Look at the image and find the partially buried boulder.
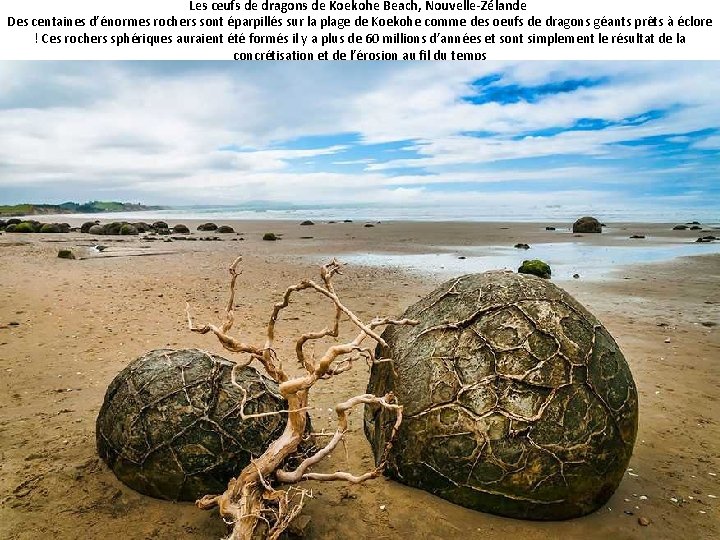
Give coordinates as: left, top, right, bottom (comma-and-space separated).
172, 224, 190, 234
217, 225, 235, 233
364, 271, 638, 520
197, 223, 218, 231
96, 348, 290, 501
572, 216, 602, 234
88, 224, 105, 235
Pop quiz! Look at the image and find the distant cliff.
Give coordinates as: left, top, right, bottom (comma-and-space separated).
0, 201, 163, 216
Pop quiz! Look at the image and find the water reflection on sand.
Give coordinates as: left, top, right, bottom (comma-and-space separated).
330, 241, 720, 281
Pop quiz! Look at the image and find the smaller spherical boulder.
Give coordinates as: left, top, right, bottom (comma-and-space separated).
217, 225, 235, 233
96, 349, 291, 501
152, 221, 169, 230
172, 224, 190, 234
197, 223, 218, 231
572, 217, 602, 234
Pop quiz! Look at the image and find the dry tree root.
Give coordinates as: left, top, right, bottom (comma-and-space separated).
186, 257, 418, 540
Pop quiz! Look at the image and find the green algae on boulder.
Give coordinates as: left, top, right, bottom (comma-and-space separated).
518, 259, 551, 279
13, 222, 37, 233
96, 348, 289, 501
263, 232, 278, 241
119, 223, 139, 235
364, 271, 638, 520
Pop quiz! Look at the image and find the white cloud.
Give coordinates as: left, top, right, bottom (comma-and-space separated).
0, 61, 717, 210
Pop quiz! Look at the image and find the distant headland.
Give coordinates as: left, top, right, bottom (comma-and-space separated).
0, 201, 164, 217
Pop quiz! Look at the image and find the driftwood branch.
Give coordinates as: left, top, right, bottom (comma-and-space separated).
186, 258, 418, 540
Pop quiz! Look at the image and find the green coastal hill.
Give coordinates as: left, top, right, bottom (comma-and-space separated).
0, 201, 163, 217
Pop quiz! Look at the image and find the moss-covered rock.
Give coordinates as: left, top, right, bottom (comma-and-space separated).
119, 224, 139, 235
518, 259, 552, 279
57, 249, 76, 259
263, 232, 278, 241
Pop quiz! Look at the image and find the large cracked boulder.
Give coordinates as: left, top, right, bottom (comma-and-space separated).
572, 216, 602, 233
364, 271, 638, 520
96, 348, 289, 501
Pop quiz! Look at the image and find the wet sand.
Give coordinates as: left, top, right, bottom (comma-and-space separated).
0, 220, 718, 539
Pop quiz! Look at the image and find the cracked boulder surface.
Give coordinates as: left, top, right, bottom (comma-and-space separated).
364, 271, 638, 520
96, 348, 287, 501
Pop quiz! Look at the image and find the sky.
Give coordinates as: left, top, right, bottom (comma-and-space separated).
0, 61, 718, 218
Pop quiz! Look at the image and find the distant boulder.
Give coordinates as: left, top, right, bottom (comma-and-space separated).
39, 223, 63, 233
197, 223, 218, 231
81, 221, 99, 233
518, 259, 552, 279
672, 224, 688, 231
300, 220, 315, 226
629, 235, 645, 239
364, 223, 375, 228
545, 226, 556, 231
7, 218, 22, 225
134, 222, 152, 233
13, 222, 37, 233
690, 226, 702, 231
514, 243, 530, 249
572, 216, 602, 234
88, 224, 105, 235
57, 249, 75, 260
152, 221, 169, 230
217, 225, 235, 233
262, 232, 278, 241
119, 224, 139, 235
104, 222, 124, 235
172, 224, 190, 234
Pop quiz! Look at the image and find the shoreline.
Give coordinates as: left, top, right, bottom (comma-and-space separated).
1, 220, 718, 540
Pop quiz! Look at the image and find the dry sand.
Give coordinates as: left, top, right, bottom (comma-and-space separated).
0, 219, 718, 539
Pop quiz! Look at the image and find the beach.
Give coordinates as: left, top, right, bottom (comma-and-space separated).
1, 218, 718, 540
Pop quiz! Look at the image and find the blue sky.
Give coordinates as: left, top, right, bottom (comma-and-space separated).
0, 61, 718, 218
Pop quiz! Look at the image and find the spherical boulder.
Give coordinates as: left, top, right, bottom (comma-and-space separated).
364, 271, 638, 520
88, 224, 105, 235
217, 225, 235, 233
172, 224, 190, 234
572, 216, 602, 233
96, 348, 289, 501
518, 259, 551, 279
197, 222, 218, 231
